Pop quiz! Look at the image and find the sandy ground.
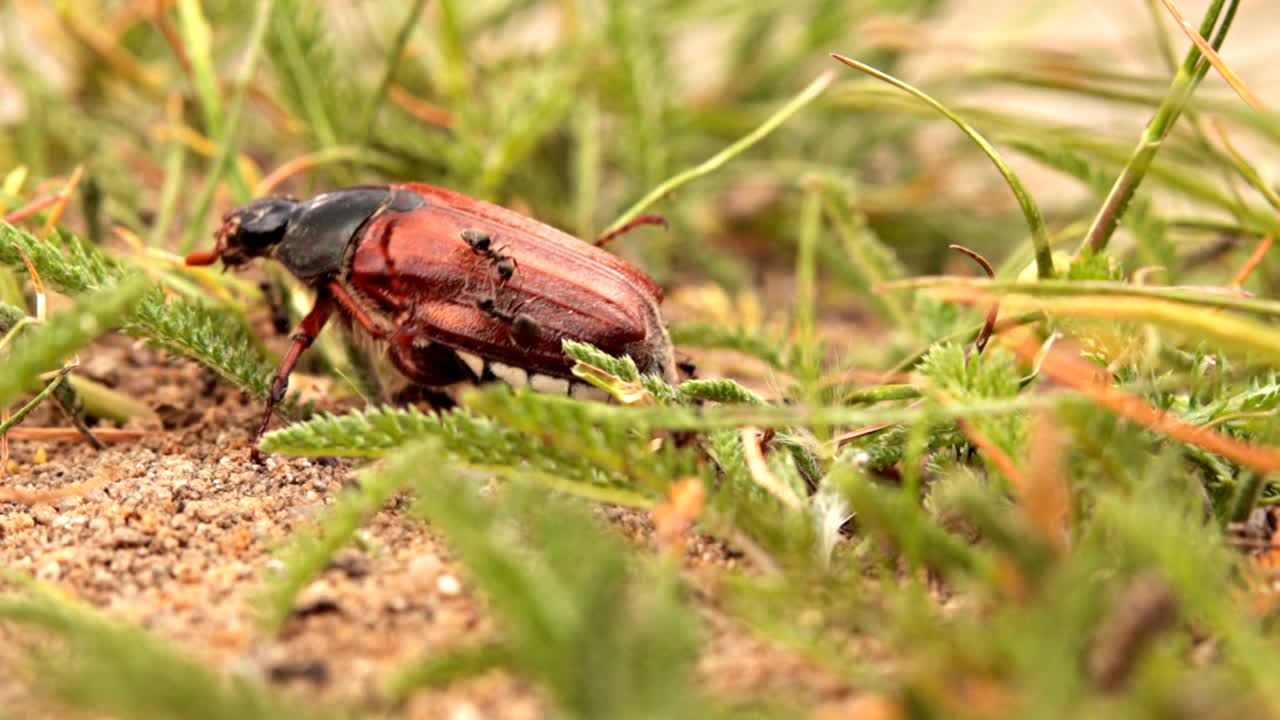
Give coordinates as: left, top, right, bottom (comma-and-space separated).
0, 333, 855, 718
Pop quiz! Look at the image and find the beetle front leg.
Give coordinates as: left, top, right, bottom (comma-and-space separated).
250, 293, 335, 463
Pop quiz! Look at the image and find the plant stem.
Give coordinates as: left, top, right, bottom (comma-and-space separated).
179, 0, 275, 254
604, 71, 834, 235
1079, 0, 1237, 254
831, 54, 1054, 279
0, 370, 67, 437
358, 0, 428, 147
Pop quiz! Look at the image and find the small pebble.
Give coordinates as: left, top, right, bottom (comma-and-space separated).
111, 528, 149, 548
33, 447, 47, 464
35, 560, 61, 582
31, 504, 56, 526
409, 554, 443, 582
448, 702, 482, 720
8, 514, 34, 531
330, 549, 372, 579
56, 496, 83, 511
436, 574, 462, 596
187, 500, 220, 523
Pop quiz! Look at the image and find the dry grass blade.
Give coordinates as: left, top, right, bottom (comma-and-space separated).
956, 416, 1026, 490
1024, 410, 1070, 553
926, 287, 1280, 368
39, 164, 84, 238
1007, 337, 1280, 473
3, 194, 59, 224
652, 477, 706, 553
740, 427, 803, 510
388, 84, 453, 128
1157, 0, 1265, 110
3, 427, 162, 443
1231, 235, 1273, 287
948, 244, 999, 355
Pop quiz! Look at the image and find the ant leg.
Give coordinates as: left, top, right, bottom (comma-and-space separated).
250, 293, 334, 463
594, 214, 667, 247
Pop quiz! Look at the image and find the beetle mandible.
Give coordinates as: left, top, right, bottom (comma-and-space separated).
186, 183, 676, 461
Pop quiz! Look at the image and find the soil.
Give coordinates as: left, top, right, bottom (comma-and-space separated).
0, 331, 858, 718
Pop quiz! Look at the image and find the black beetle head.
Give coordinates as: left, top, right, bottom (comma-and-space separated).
186, 197, 298, 269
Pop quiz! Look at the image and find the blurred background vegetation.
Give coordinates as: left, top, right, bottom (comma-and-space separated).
3, 0, 1280, 718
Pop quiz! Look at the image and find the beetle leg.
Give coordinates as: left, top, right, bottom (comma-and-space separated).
594, 214, 667, 247
250, 294, 335, 463
328, 282, 396, 341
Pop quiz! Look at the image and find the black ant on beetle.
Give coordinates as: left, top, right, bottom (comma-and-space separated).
475, 294, 540, 348
460, 228, 518, 283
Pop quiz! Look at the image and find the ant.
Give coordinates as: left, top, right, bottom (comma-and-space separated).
460, 228, 518, 283
475, 295, 540, 348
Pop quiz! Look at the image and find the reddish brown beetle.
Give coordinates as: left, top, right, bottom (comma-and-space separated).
186, 184, 675, 461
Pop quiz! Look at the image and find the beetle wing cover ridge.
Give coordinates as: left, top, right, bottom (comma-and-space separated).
395, 183, 663, 300
347, 184, 668, 378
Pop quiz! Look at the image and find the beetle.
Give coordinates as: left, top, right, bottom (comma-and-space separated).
185, 183, 675, 461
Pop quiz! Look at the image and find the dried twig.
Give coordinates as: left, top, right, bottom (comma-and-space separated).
948, 244, 999, 356
740, 427, 803, 510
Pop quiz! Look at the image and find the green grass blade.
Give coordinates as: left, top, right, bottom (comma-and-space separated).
831, 54, 1054, 280
0, 274, 149, 410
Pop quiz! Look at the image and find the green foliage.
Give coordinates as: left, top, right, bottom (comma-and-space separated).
0, 222, 276, 397
253, 447, 422, 632
0, 274, 150, 410
668, 323, 786, 370
261, 403, 672, 503
398, 446, 711, 720
676, 378, 766, 406
0, 577, 302, 720
8, 1, 1280, 717
836, 466, 987, 579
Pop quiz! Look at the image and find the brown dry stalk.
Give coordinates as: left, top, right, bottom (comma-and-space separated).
1230, 235, 1274, 287
1024, 410, 1070, 552
1157, 0, 1265, 110
652, 477, 706, 553
0, 466, 118, 505
935, 388, 1029, 492
1007, 337, 1280, 473
256, 154, 330, 196
947, 244, 999, 355
740, 427, 803, 510
389, 84, 454, 128
40, 164, 84, 238
4, 428, 162, 443
1087, 573, 1179, 692
3, 194, 60, 224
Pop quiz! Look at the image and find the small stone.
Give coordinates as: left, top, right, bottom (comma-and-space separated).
293, 580, 342, 617
8, 513, 34, 531
35, 560, 61, 582
33, 447, 47, 464
330, 549, 371, 579
56, 496, 83, 511
110, 528, 149, 548
409, 554, 442, 582
436, 574, 462, 596
31, 504, 56, 526
448, 702, 482, 720
187, 500, 220, 523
